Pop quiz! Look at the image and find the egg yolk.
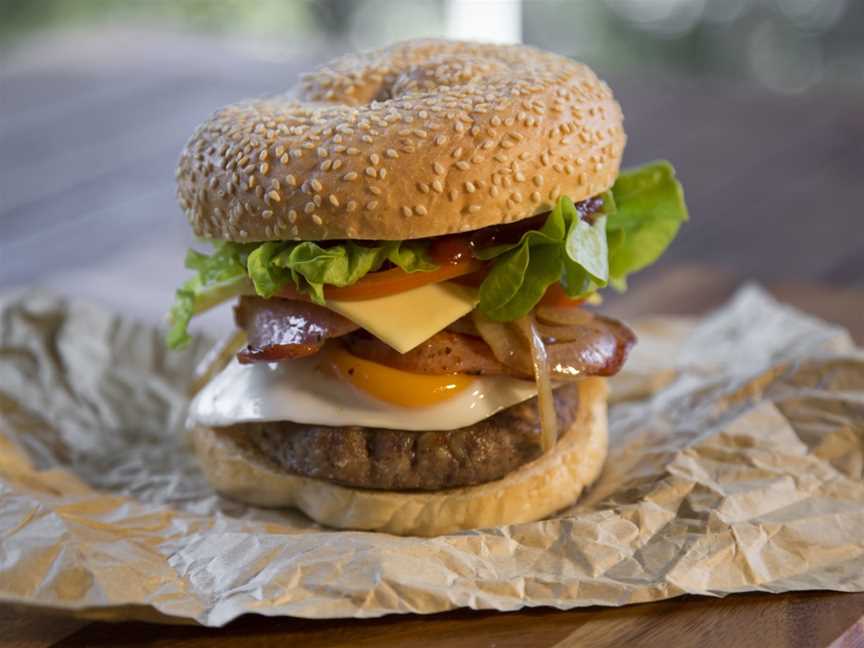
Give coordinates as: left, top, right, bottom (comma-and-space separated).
323, 347, 475, 408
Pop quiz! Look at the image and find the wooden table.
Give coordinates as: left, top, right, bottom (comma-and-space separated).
2, 27, 864, 648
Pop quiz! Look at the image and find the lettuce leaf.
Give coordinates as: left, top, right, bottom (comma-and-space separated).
166, 242, 255, 349
607, 160, 688, 287
475, 161, 686, 320
167, 239, 436, 348
261, 240, 436, 303
477, 196, 612, 321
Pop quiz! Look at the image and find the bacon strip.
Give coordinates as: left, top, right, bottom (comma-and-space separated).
234, 295, 634, 379
344, 314, 635, 379
543, 315, 636, 379
234, 296, 357, 364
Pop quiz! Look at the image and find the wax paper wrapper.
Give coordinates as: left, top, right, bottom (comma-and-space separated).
1, 285, 863, 626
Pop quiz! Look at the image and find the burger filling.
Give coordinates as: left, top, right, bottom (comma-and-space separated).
172, 161, 687, 490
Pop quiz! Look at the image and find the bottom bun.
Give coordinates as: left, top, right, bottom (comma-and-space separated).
192, 377, 608, 536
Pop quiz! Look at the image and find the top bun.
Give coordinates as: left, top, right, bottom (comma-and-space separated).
176, 39, 625, 242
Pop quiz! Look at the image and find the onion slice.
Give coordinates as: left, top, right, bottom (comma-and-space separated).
535, 304, 594, 326
472, 311, 533, 374
515, 316, 558, 455
190, 329, 247, 397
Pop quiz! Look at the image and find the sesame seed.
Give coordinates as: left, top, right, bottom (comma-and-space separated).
386, 148, 399, 159
449, 189, 458, 201
310, 179, 323, 192
468, 204, 481, 213
379, 168, 388, 179
530, 191, 541, 203
418, 182, 430, 193
329, 194, 340, 207
433, 162, 445, 175
267, 190, 281, 203
288, 210, 298, 223
402, 206, 413, 217
312, 214, 323, 226
280, 153, 290, 164
305, 201, 316, 214
435, 134, 447, 146
365, 167, 376, 177
365, 199, 379, 210
343, 171, 358, 181
346, 200, 357, 212
369, 153, 380, 165
332, 159, 343, 171
432, 179, 444, 193
464, 181, 476, 193
456, 160, 470, 171
263, 209, 274, 219
321, 159, 332, 171
515, 172, 526, 182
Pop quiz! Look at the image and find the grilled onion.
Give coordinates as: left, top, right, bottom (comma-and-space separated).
515, 315, 557, 454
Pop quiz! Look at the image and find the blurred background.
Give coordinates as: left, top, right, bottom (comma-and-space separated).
1, 0, 862, 328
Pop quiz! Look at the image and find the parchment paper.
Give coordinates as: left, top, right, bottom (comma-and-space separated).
1, 285, 862, 626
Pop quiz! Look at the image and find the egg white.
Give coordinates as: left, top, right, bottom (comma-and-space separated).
188, 356, 538, 431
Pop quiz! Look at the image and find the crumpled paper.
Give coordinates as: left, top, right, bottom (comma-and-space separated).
1, 285, 862, 626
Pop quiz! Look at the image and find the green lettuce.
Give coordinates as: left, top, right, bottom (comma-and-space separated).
248, 239, 436, 302
166, 241, 256, 349
475, 160, 687, 319
606, 160, 688, 289
167, 239, 436, 348
475, 196, 611, 321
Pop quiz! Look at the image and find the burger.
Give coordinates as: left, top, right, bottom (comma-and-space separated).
169, 40, 687, 536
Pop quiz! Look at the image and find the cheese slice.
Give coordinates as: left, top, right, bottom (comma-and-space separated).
326, 282, 479, 353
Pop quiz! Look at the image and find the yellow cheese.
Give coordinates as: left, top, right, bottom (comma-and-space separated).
326, 282, 479, 353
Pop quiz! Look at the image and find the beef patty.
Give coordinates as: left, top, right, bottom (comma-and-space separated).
218, 384, 580, 491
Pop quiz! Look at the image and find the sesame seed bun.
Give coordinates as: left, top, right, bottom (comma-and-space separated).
191, 377, 608, 537
176, 39, 625, 242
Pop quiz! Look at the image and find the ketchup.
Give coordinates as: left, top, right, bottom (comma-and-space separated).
427, 196, 604, 265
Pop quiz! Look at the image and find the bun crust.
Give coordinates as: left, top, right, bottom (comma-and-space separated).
177, 39, 625, 242
192, 377, 608, 536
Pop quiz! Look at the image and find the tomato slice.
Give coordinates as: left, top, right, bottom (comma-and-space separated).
538, 283, 585, 309
276, 258, 486, 302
